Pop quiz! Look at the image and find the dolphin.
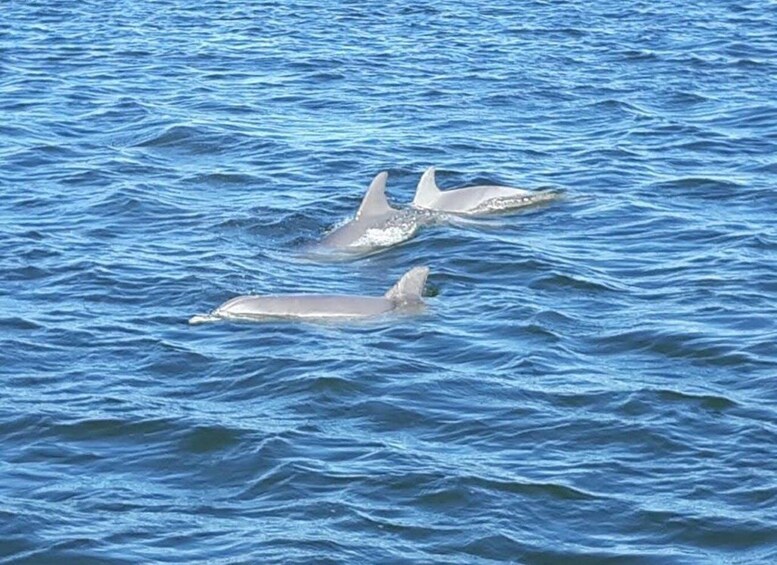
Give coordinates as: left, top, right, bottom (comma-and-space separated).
412, 166, 559, 215
315, 172, 430, 254
189, 266, 430, 324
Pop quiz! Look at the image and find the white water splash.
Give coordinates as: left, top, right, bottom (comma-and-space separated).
188, 314, 218, 325
469, 190, 562, 215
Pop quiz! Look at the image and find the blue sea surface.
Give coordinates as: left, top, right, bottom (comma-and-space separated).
2, 0, 777, 562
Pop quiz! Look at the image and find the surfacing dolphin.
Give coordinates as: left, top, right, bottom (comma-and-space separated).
412, 166, 559, 215
189, 266, 430, 324
314, 172, 432, 256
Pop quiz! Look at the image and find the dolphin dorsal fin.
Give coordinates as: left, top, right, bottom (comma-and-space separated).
355, 172, 393, 220
412, 167, 441, 208
385, 266, 430, 302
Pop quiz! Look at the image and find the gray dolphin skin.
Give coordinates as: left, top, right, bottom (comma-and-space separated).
317, 172, 425, 253
412, 166, 558, 215
189, 266, 430, 324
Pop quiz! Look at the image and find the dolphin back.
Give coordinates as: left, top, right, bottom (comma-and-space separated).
385, 266, 429, 303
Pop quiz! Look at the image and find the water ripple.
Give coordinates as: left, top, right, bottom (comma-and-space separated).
2, 0, 777, 562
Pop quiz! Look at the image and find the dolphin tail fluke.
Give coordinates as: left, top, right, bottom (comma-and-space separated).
385, 266, 429, 302
412, 167, 441, 208
355, 171, 393, 220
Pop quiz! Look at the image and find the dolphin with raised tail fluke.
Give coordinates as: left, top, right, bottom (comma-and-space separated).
189, 266, 430, 324
412, 166, 559, 215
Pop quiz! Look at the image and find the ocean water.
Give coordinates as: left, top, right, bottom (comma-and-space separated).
2, 0, 777, 562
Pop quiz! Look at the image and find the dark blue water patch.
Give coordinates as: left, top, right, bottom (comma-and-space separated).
2, 0, 777, 562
